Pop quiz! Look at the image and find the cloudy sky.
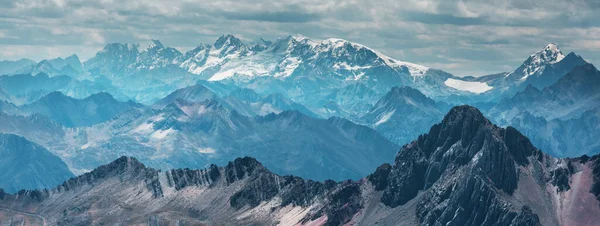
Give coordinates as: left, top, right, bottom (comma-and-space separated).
0, 0, 599, 76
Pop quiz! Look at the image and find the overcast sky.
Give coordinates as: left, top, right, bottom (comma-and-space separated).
0, 0, 599, 76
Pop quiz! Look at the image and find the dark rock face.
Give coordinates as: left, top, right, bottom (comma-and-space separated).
318, 183, 362, 226
367, 163, 391, 190
513, 206, 542, 226
550, 165, 572, 192
376, 106, 542, 225
591, 156, 600, 205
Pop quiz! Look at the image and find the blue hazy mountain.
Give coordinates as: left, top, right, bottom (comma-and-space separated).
0, 133, 73, 193
0, 59, 36, 75
361, 86, 451, 145
84, 43, 141, 79
491, 64, 600, 121
0, 73, 73, 104
3, 106, 595, 225
229, 88, 319, 117
18, 55, 85, 77
65, 98, 399, 181
487, 64, 600, 157
21, 91, 142, 127
0, 73, 130, 105
152, 84, 256, 116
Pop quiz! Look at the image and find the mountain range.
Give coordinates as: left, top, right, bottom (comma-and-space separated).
0, 34, 599, 195
1, 106, 599, 225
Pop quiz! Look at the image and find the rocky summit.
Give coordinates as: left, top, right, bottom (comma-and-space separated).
1, 105, 599, 225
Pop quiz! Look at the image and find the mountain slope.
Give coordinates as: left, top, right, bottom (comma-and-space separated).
208, 35, 464, 113
0, 133, 73, 193
69, 99, 399, 181
501, 44, 587, 89
21, 91, 142, 127
494, 63, 600, 120
0, 59, 36, 75
2, 106, 599, 225
152, 84, 256, 116
0, 73, 127, 105
484, 64, 600, 157
361, 86, 450, 145
502, 109, 600, 157
229, 88, 319, 117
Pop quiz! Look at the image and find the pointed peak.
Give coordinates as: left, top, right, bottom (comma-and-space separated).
389, 86, 422, 95
441, 105, 488, 128
214, 34, 245, 48
101, 43, 140, 52
65, 54, 81, 62
150, 39, 164, 49
534, 42, 565, 63
261, 109, 308, 122
544, 43, 559, 51
259, 38, 272, 46
279, 34, 315, 45
82, 156, 147, 178
385, 86, 431, 101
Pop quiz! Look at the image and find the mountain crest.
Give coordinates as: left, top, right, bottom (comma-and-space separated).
150, 39, 164, 49
539, 43, 565, 63
100, 42, 140, 53
513, 43, 566, 80
57, 156, 156, 194
214, 34, 246, 49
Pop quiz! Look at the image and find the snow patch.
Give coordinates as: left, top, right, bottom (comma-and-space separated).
198, 147, 216, 154
444, 78, 493, 94
274, 57, 301, 78
150, 128, 175, 140
375, 109, 395, 126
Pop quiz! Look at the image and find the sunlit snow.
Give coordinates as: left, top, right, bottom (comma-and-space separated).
444, 78, 493, 94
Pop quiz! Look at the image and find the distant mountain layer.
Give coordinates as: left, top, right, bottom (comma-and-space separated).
361, 86, 450, 145
486, 64, 600, 157
66, 98, 399, 181
2, 106, 598, 226
0, 59, 36, 76
21, 91, 142, 127
0, 73, 129, 105
0, 133, 73, 193
0, 93, 399, 181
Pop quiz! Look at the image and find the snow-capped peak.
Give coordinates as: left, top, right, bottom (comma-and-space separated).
214, 34, 246, 49
272, 34, 318, 50
540, 43, 565, 63
291, 34, 310, 42
511, 43, 566, 80
310, 37, 428, 77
